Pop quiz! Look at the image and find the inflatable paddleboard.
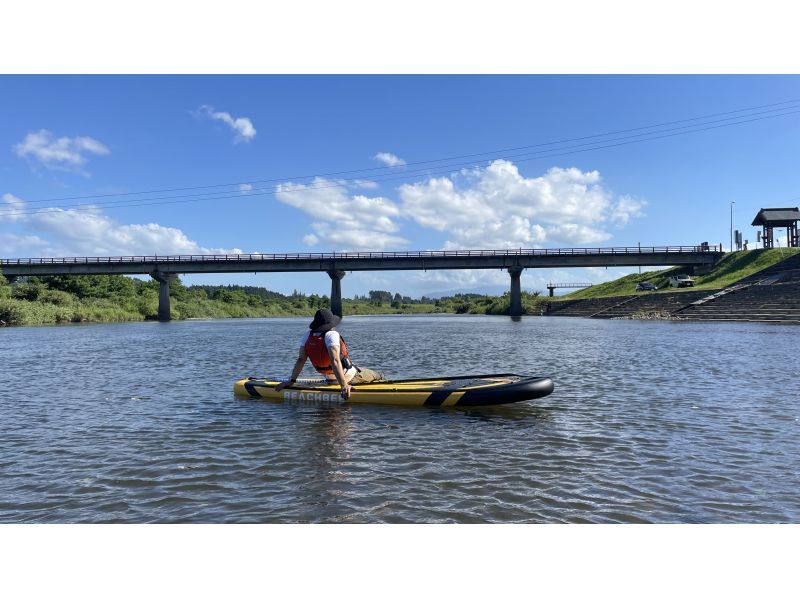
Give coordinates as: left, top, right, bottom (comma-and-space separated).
234, 374, 554, 407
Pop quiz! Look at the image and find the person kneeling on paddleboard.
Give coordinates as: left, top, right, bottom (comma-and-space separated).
275, 308, 385, 400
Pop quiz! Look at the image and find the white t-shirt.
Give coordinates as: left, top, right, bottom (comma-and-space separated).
300, 330, 357, 382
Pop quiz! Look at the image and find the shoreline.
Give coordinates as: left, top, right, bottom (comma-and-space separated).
0, 308, 516, 329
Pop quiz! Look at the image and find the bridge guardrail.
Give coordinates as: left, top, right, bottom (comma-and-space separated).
0, 245, 722, 266
547, 283, 594, 289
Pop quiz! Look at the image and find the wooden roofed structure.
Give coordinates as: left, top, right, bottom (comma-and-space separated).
751, 207, 800, 248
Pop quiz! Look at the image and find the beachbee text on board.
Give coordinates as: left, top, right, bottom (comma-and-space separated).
283, 391, 344, 402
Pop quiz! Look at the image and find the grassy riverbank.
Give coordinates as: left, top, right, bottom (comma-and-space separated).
561, 248, 800, 300
0, 273, 546, 326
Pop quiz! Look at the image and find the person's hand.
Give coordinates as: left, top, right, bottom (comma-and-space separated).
340, 384, 352, 400
275, 380, 294, 393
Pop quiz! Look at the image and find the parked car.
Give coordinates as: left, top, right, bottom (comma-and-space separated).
635, 282, 658, 291
668, 274, 694, 288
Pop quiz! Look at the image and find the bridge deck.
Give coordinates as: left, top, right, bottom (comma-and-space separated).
1, 245, 723, 276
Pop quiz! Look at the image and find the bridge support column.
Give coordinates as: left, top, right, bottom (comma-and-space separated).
327, 270, 346, 317
151, 271, 177, 322
508, 267, 524, 317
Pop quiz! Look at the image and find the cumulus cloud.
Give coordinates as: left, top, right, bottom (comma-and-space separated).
28, 209, 242, 255
0, 193, 26, 223
399, 160, 644, 248
0, 233, 50, 255
610, 194, 645, 226
273, 160, 643, 253
394, 267, 557, 298
412, 268, 509, 289
275, 177, 408, 250
13, 130, 110, 175
374, 152, 406, 167
0, 194, 241, 257
308, 222, 408, 251
351, 179, 379, 189
197, 105, 257, 143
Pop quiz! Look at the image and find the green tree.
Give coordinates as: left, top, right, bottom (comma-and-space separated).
368, 290, 392, 304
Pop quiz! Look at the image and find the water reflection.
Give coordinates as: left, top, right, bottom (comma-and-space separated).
457, 403, 554, 423
284, 404, 355, 521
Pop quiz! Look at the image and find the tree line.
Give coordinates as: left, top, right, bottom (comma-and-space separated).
0, 272, 544, 326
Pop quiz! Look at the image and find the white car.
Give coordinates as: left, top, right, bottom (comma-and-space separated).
668, 274, 694, 288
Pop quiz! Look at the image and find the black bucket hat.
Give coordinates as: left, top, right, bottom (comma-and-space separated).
309, 308, 341, 332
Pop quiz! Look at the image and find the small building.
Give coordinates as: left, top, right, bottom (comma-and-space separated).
751, 207, 800, 248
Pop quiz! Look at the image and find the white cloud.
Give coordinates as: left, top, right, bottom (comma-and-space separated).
0, 193, 26, 223
0, 194, 241, 257
29, 209, 242, 255
544, 223, 611, 245
442, 216, 547, 249
610, 194, 646, 226
0, 233, 50, 255
374, 152, 406, 167
197, 105, 257, 143
303, 233, 319, 246
351, 179, 379, 189
13, 129, 110, 175
400, 160, 643, 249
309, 222, 408, 251
412, 268, 508, 289
275, 177, 408, 250
239, 183, 253, 193
275, 160, 643, 253
385, 267, 555, 297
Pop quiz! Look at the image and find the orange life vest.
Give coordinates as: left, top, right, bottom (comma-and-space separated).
304, 332, 352, 375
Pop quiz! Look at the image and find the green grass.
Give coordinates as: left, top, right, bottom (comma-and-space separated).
559, 248, 800, 300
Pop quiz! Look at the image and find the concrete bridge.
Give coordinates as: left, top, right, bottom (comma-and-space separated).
1, 244, 723, 320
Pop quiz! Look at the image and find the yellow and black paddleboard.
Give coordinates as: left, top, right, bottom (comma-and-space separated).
234, 374, 554, 407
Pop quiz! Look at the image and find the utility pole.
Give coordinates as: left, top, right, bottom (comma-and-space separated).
638, 241, 641, 274
730, 200, 735, 252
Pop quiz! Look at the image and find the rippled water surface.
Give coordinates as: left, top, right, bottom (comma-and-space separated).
2, 315, 799, 523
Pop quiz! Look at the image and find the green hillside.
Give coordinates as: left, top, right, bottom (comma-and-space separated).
561, 248, 800, 300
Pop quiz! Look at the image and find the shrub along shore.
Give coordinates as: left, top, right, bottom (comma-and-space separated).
0, 273, 546, 327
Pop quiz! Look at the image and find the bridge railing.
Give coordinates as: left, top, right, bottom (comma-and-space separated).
0, 245, 722, 266
547, 283, 594, 289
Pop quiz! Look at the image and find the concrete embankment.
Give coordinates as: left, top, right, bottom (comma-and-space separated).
548, 253, 800, 324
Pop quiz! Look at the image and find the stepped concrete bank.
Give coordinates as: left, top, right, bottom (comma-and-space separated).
548, 254, 800, 324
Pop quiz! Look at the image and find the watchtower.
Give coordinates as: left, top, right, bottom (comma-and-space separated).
751, 207, 800, 248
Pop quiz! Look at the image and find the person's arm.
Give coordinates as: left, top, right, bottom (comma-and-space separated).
328, 345, 352, 399
275, 347, 307, 393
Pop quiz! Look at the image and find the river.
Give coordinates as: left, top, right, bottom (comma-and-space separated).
1, 315, 798, 523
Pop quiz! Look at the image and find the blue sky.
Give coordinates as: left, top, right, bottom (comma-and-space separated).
2, 75, 799, 297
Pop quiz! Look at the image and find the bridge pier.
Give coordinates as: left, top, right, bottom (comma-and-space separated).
508, 266, 523, 317
151, 271, 178, 322
327, 270, 346, 317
